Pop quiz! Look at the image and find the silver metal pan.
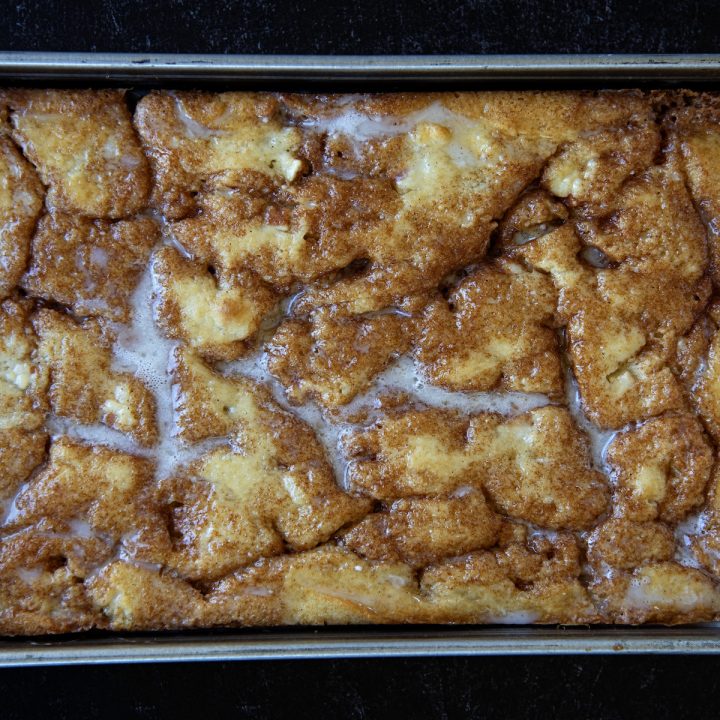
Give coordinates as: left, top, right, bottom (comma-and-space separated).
0, 52, 720, 84
1, 51, 719, 665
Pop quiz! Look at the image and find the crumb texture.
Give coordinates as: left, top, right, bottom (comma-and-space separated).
3, 89, 720, 633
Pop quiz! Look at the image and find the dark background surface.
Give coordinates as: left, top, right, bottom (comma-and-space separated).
2, 0, 720, 55
2, 654, 720, 719
3, 0, 720, 717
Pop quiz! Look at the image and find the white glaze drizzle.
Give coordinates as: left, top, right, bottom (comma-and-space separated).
564, 366, 616, 476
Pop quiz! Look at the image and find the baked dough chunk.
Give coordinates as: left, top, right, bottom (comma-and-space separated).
34, 310, 157, 445
87, 561, 209, 631
470, 407, 609, 529
0, 428, 46, 499
170, 174, 395, 292
577, 163, 707, 281
591, 562, 720, 624
0, 300, 46, 432
565, 305, 692, 431
134, 91, 303, 219
675, 300, 720, 443
0, 300, 47, 502
4, 439, 157, 539
153, 245, 277, 360
688, 465, 720, 575
674, 308, 720, 575
0, 135, 43, 299
573, 165, 707, 425
9, 90, 149, 218
587, 518, 675, 571
495, 188, 568, 254
209, 545, 424, 625
0, 443, 168, 633
416, 259, 563, 398
160, 440, 367, 581
342, 407, 478, 500
606, 413, 712, 523
542, 116, 659, 211
0, 441, 164, 634
342, 405, 608, 529
292, 90, 656, 313
266, 306, 415, 410
341, 489, 501, 567
421, 527, 597, 623
0, 527, 105, 634
510, 175, 707, 428
22, 213, 158, 322
667, 93, 720, 285
162, 349, 370, 580
170, 345, 249, 443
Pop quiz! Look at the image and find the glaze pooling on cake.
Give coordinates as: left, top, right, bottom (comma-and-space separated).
1, 89, 720, 633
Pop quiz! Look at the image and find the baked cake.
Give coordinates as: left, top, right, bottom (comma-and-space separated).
2, 88, 720, 633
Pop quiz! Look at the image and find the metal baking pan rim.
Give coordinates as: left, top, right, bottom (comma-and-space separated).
2, 626, 720, 665
0, 51, 719, 662
0, 51, 720, 83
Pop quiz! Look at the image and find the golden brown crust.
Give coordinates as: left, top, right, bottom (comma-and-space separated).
0, 298, 47, 506
0, 428, 46, 498
606, 413, 713, 523
665, 92, 720, 286
3, 89, 720, 633
542, 114, 659, 211
210, 545, 426, 625
267, 306, 415, 409
676, 304, 720, 444
342, 405, 608, 530
134, 91, 303, 219
153, 245, 278, 360
5, 438, 158, 537
416, 260, 563, 398
33, 310, 157, 445
87, 562, 208, 631
0, 527, 105, 634
689, 469, 720, 577
340, 490, 501, 568
8, 90, 150, 219
0, 299, 46, 429
591, 562, 720, 624
508, 158, 709, 429
162, 349, 370, 580
421, 530, 598, 623
587, 518, 675, 571
0, 136, 43, 300
22, 213, 158, 323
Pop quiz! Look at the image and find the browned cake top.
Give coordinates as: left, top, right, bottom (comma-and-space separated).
2, 88, 720, 633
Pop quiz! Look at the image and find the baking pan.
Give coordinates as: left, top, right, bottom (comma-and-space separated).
0, 51, 720, 85
1, 51, 720, 664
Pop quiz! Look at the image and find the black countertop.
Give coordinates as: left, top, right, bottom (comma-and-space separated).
3, 0, 720, 55
3, 654, 720, 718
3, 1, 720, 717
